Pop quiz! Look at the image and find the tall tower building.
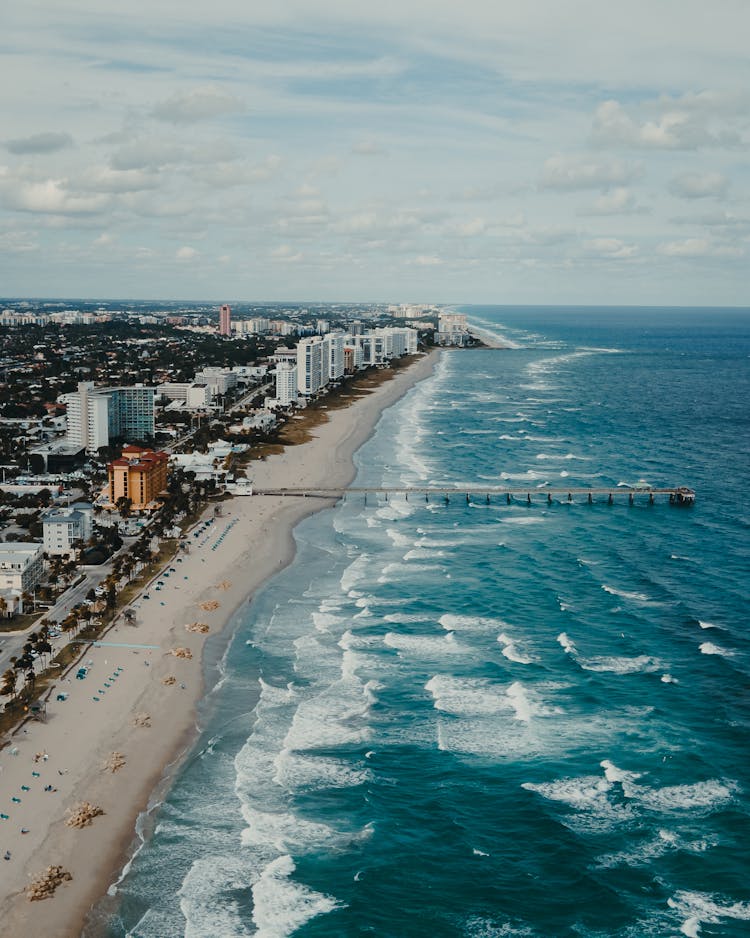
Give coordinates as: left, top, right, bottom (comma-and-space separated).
297, 336, 326, 396
219, 304, 232, 336
59, 382, 155, 453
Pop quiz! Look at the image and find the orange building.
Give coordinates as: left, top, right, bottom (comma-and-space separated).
107, 446, 169, 511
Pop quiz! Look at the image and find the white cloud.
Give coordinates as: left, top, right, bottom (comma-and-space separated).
585, 187, 644, 215
591, 99, 741, 150
669, 209, 750, 233
152, 86, 244, 124
1, 177, 108, 214
271, 244, 303, 262
190, 156, 282, 188
541, 155, 643, 190
456, 217, 486, 236
5, 132, 74, 154
110, 140, 187, 172
657, 238, 744, 258
2, 1, 748, 302
669, 171, 728, 199
176, 246, 199, 261
584, 238, 639, 259
78, 167, 161, 193
411, 254, 442, 266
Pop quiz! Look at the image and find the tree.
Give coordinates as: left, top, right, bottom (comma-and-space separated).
0, 668, 17, 703
116, 496, 133, 518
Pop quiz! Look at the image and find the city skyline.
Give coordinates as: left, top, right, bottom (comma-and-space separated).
2, 2, 749, 305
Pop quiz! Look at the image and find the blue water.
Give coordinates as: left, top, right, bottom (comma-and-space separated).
92, 307, 750, 938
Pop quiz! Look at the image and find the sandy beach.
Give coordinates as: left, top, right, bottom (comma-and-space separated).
0, 350, 437, 937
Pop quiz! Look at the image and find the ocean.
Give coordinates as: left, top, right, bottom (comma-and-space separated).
90, 306, 750, 938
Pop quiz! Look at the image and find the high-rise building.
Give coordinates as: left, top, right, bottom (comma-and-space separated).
324, 332, 345, 381
108, 386, 156, 441
59, 382, 155, 452
219, 304, 232, 336
275, 362, 298, 406
60, 382, 110, 451
297, 336, 326, 396
107, 446, 169, 511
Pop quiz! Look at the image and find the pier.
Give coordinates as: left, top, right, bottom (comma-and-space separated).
252, 485, 695, 505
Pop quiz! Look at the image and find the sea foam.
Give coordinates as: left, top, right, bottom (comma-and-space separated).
699, 642, 733, 657
252, 855, 340, 938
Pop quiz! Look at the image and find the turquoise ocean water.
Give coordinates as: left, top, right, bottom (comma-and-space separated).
90, 307, 750, 937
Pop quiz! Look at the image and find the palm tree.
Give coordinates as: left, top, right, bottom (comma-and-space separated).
0, 668, 17, 703
33, 638, 52, 669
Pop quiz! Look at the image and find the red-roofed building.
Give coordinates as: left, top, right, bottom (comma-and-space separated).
106, 445, 169, 511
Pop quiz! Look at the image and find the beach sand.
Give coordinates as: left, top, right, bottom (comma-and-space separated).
0, 350, 437, 938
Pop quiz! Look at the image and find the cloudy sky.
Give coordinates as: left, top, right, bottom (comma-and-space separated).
2, 1, 749, 304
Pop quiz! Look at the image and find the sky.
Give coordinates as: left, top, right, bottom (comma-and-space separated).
1, 1, 749, 304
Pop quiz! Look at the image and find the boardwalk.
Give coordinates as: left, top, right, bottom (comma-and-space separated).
252, 485, 695, 505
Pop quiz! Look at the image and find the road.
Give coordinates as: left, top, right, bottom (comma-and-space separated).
0, 539, 135, 677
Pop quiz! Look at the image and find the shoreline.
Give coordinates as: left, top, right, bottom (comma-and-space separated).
0, 350, 438, 938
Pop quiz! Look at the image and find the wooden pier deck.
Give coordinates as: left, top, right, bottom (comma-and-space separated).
251, 485, 695, 505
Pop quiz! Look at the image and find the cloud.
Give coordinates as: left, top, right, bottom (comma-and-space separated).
1, 177, 108, 214
110, 139, 187, 171
190, 155, 282, 188
584, 238, 639, 259
591, 100, 741, 150
541, 154, 643, 190
176, 246, 199, 261
78, 167, 161, 193
669, 171, 728, 199
5, 132, 74, 155
152, 86, 244, 124
456, 217, 486, 236
585, 187, 645, 215
657, 238, 743, 258
411, 254, 442, 266
271, 244, 303, 262
669, 209, 750, 233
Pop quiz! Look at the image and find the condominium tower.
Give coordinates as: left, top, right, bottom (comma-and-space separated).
59, 381, 155, 452
219, 304, 232, 336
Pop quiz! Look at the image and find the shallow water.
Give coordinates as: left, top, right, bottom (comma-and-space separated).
93, 307, 750, 937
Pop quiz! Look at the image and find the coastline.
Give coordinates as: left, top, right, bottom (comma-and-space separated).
0, 349, 438, 938
467, 324, 516, 349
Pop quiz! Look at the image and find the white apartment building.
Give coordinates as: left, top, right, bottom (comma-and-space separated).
157, 382, 213, 408
194, 368, 238, 395
352, 327, 418, 366
275, 362, 299, 406
59, 381, 110, 451
0, 542, 45, 593
316, 319, 330, 334
42, 503, 94, 557
271, 320, 297, 337
324, 332, 345, 382
297, 336, 326, 396
0, 310, 48, 327
59, 382, 155, 452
